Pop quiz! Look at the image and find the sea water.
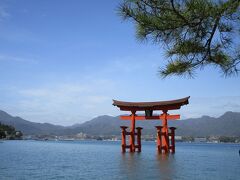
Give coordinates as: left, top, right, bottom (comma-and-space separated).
0, 140, 239, 180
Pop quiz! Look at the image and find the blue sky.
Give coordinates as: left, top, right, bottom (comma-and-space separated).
0, 0, 240, 125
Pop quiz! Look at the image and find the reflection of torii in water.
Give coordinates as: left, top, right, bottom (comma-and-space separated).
113, 96, 190, 154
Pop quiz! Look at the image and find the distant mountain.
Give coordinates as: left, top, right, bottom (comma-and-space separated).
0, 110, 240, 136
70, 112, 240, 136
172, 111, 240, 136
0, 110, 65, 135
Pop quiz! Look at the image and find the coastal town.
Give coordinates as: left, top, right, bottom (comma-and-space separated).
21, 133, 240, 144
1, 121, 239, 143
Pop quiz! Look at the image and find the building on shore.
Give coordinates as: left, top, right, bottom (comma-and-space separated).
194, 137, 207, 143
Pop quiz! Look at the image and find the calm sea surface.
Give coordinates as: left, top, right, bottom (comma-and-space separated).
0, 140, 239, 180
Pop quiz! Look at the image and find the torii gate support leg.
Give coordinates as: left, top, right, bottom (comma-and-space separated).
136, 127, 143, 152
170, 127, 176, 153
155, 126, 163, 153
120, 126, 128, 153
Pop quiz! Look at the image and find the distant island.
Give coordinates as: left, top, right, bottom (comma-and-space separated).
0, 110, 239, 143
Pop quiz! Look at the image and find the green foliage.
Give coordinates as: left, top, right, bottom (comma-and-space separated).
219, 136, 238, 143
0, 130, 5, 139
118, 0, 240, 77
0, 122, 22, 139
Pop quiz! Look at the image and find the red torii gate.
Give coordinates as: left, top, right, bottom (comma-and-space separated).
113, 96, 190, 153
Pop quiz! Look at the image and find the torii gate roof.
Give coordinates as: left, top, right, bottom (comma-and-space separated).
113, 96, 190, 111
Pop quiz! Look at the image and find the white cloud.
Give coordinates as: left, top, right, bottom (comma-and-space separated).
180, 96, 240, 119
0, 6, 9, 21
10, 80, 116, 125
103, 54, 160, 74
0, 54, 38, 64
